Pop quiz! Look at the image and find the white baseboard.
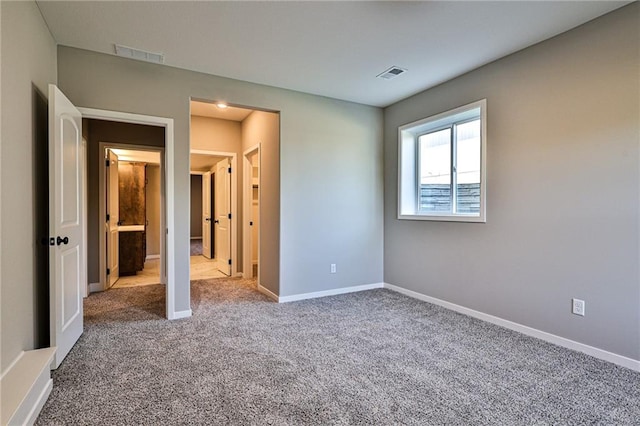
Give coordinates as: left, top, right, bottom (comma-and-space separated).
190, 236, 202, 240
279, 282, 384, 303
88, 282, 102, 293
170, 309, 192, 320
384, 282, 640, 372
257, 284, 278, 302
0, 347, 56, 426
146, 254, 160, 260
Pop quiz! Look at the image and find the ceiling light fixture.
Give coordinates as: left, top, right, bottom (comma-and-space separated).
216, 103, 228, 109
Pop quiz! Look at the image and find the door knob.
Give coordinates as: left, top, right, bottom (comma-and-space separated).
214, 219, 220, 224
56, 236, 69, 246
205, 218, 211, 222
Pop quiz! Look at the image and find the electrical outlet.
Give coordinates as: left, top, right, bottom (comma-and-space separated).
572, 298, 585, 316
330, 264, 337, 274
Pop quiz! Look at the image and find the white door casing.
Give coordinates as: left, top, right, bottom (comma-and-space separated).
107, 149, 120, 287
214, 158, 231, 276
49, 84, 84, 369
202, 171, 212, 259
243, 144, 260, 280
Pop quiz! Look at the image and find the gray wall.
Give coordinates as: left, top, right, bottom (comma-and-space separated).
190, 175, 203, 238
384, 4, 639, 360
86, 119, 165, 284
241, 111, 281, 293
58, 46, 383, 308
0, 1, 57, 372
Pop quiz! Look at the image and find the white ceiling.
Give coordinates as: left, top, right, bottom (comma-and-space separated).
191, 100, 254, 122
191, 153, 226, 172
37, 1, 629, 107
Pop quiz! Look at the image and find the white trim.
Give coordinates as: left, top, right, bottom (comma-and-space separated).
170, 309, 192, 320
0, 348, 56, 426
190, 236, 202, 240
398, 99, 487, 223
257, 284, 278, 302
79, 107, 177, 319
383, 283, 640, 372
278, 283, 385, 303
88, 282, 102, 293
243, 144, 260, 281
146, 254, 161, 260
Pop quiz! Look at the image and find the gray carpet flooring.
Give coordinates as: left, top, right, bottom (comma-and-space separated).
37, 278, 640, 425
190, 238, 203, 256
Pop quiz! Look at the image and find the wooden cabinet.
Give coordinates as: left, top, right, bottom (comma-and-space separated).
119, 231, 145, 275
118, 162, 147, 275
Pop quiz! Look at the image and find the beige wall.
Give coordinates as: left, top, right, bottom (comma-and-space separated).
58, 46, 383, 307
0, 1, 57, 372
384, 4, 640, 360
241, 111, 280, 290
146, 165, 161, 256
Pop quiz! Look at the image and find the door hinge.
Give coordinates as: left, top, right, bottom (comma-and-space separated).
228, 259, 232, 265
106, 159, 110, 167
228, 213, 232, 219
228, 167, 232, 173
107, 268, 111, 275
106, 213, 110, 221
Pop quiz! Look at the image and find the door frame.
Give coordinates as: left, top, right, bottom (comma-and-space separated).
79, 107, 178, 320
98, 143, 165, 291
243, 144, 260, 282
190, 149, 238, 277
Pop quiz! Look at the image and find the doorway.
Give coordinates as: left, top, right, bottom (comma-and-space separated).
190, 151, 236, 279
103, 146, 163, 289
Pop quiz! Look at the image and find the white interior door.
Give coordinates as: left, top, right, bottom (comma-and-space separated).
49, 84, 84, 369
202, 171, 212, 259
106, 149, 119, 287
214, 158, 231, 276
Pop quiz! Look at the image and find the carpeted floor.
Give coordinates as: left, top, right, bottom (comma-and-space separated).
36, 278, 640, 425
190, 238, 203, 256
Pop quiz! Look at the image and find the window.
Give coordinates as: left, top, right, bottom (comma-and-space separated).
398, 100, 486, 222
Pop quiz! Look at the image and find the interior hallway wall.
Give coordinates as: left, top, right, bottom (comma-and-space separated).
190, 174, 203, 238
0, 0, 57, 373
191, 115, 244, 270
241, 110, 280, 288
146, 164, 161, 257
384, 4, 640, 360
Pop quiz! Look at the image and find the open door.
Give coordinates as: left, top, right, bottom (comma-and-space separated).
106, 149, 120, 287
202, 171, 212, 259
49, 84, 84, 369
214, 158, 231, 276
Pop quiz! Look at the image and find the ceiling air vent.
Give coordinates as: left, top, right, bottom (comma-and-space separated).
377, 66, 407, 80
114, 44, 164, 64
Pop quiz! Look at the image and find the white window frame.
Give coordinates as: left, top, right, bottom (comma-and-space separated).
398, 99, 487, 222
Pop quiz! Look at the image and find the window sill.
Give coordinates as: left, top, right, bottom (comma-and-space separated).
398, 213, 486, 223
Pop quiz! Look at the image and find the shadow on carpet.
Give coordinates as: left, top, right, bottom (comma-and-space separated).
37, 278, 640, 425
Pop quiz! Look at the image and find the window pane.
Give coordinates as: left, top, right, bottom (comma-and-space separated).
419, 128, 451, 213
455, 119, 481, 214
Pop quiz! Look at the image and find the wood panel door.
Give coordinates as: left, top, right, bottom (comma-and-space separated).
214, 159, 231, 276
106, 149, 119, 287
202, 171, 212, 259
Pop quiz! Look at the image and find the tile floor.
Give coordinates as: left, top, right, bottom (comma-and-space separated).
112, 255, 226, 289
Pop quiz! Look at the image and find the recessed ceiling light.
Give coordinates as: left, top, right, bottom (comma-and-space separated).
377, 66, 407, 80
216, 103, 228, 109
